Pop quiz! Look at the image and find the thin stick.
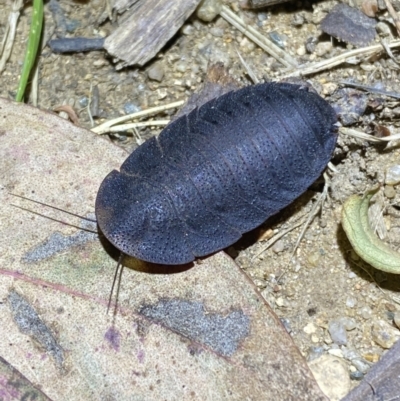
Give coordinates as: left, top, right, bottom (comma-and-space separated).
106, 120, 170, 133
328, 161, 338, 174
92, 100, 184, 135
281, 39, 400, 77
0, 0, 24, 73
339, 80, 400, 99
220, 6, 297, 68
380, 38, 400, 65
31, 62, 40, 106
291, 174, 329, 258
235, 47, 259, 84
340, 127, 400, 143
252, 218, 304, 261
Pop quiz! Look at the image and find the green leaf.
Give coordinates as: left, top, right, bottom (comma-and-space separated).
342, 187, 400, 274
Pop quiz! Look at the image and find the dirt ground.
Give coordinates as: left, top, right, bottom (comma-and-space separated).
2, 0, 400, 397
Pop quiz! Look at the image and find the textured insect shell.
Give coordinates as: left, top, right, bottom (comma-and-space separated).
95, 82, 337, 265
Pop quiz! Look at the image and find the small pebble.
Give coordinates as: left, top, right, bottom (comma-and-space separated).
291, 13, 305, 26
210, 27, 224, 37
394, 312, 400, 329
363, 352, 380, 363
328, 319, 348, 345
268, 31, 286, 49
342, 347, 359, 361
147, 63, 165, 82
307, 251, 320, 267
385, 165, 400, 185
332, 88, 368, 126
157, 88, 167, 100
257, 12, 268, 22
376, 21, 392, 37
324, 332, 333, 344
175, 62, 187, 73
78, 96, 89, 108
350, 370, 364, 381
328, 348, 343, 358
312, 10, 328, 25
346, 297, 357, 308
182, 24, 195, 35
371, 319, 400, 348
252, 278, 266, 288
384, 185, 396, 199
123, 102, 140, 114
304, 322, 317, 334
321, 82, 338, 95
305, 37, 318, 53
239, 37, 255, 52
341, 317, 357, 331
66, 19, 80, 33
359, 305, 373, 320
296, 45, 306, 56
272, 239, 284, 253
280, 318, 292, 334
311, 334, 320, 343
275, 297, 289, 307
137, 83, 146, 92
351, 358, 370, 374
315, 42, 333, 57
308, 346, 325, 361
308, 355, 350, 401
197, 0, 222, 22
360, 62, 374, 72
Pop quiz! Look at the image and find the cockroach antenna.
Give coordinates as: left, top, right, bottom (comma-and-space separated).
10, 193, 125, 315
10, 193, 98, 234
107, 253, 125, 316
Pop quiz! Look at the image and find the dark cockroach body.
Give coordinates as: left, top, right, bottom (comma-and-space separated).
95, 82, 337, 265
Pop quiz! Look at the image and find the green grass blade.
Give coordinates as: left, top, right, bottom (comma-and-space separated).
16, 0, 43, 102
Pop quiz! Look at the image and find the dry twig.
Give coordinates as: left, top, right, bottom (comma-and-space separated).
383, 0, 400, 36
340, 127, 400, 143
105, 120, 170, 133
281, 39, 400, 77
0, 0, 24, 73
339, 81, 400, 99
92, 100, 184, 135
220, 6, 297, 68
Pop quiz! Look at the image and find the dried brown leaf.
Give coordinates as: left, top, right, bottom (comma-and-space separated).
0, 98, 327, 401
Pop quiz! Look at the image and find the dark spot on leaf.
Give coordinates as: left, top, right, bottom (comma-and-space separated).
8, 290, 64, 368
139, 299, 250, 357
22, 215, 97, 262
104, 326, 121, 351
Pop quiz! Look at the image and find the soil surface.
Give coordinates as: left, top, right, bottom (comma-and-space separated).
2, 0, 400, 397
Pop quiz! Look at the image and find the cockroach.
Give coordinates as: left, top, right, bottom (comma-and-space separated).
95, 82, 337, 265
